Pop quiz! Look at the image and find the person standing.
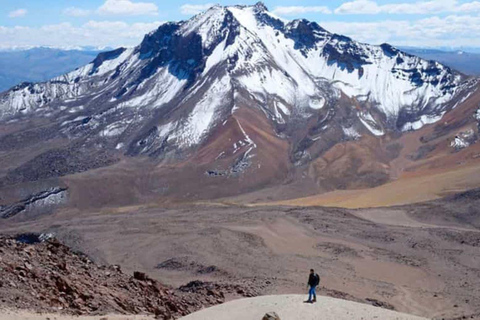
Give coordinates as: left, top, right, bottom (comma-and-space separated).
306, 269, 320, 303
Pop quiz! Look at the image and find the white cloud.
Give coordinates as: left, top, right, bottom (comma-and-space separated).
335, 0, 381, 14
382, 0, 458, 14
180, 3, 215, 15
4, 1, 480, 50
273, 6, 332, 16
383, 0, 457, 14
97, 0, 158, 16
335, 0, 480, 15
322, 20, 409, 43
322, 15, 480, 47
63, 7, 92, 17
0, 21, 163, 50
457, 1, 480, 12
8, 9, 27, 18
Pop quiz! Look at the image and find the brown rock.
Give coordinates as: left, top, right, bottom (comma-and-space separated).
0, 235, 226, 317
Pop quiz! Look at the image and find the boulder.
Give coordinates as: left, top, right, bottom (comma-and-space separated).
133, 271, 148, 281
262, 311, 281, 320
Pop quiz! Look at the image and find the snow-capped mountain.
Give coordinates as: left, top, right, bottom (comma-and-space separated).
0, 2, 478, 202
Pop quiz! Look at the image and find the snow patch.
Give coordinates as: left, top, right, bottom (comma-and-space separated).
402, 113, 445, 132
203, 37, 228, 75
276, 101, 290, 116
68, 105, 84, 113
118, 68, 186, 109
343, 126, 361, 140
100, 120, 132, 137
451, 137, 469, 149
474, 107, 480, 121
358, 111, 384, 136
309, 97, 325, 110
172, 76, 231, 148
92, 48, 135, 77
235, 118, 257, 158
450, 129, 477, 150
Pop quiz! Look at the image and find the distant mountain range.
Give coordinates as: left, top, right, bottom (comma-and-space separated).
400, 47, 480, 76
0, 47, 104, 93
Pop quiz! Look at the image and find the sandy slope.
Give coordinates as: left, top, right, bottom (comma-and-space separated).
180, 295, 428, 320
263, 163, 480, 208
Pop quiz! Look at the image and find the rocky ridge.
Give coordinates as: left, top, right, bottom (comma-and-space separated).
0, 234, 256, 318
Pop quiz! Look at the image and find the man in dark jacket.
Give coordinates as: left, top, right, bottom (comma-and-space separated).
306, 269, 320, 303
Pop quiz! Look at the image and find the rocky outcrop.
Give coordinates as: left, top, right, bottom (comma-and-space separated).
450, 129, 477, 151
179, 280, 259, 298
0, 234, 234, 318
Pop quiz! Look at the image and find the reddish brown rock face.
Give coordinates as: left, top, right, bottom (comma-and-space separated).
0, 234, 257, 317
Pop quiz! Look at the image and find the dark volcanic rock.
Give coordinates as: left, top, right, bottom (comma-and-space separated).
1, 147, 119, 186
285, 19, 328, 53
156, 257, 226, 275
90, 48, 126, 75
179, 280, 259, 298
366, 298, 395, 310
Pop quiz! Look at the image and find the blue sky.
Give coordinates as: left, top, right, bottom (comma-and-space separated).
1, 0, 480, 49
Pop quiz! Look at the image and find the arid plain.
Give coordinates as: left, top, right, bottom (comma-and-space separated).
2, 188, 479, 320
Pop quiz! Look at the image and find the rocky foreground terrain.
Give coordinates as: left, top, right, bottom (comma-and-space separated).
1, 189, 480, 319
0, 232, 394, 319
0, 234, 258, 318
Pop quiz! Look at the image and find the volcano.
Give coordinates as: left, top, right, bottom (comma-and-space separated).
1, 2, 480, 211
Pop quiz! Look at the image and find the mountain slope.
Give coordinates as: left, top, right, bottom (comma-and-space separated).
0, 2, 478, 210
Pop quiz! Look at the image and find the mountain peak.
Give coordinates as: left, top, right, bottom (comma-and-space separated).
0, 1, 474, 204
0, 1, 467, 164
253, 2, 269, 12
203, 2, 268, 13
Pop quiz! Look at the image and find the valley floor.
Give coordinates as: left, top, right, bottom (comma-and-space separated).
1, 193, 480, 319
227, 162, 480, 208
